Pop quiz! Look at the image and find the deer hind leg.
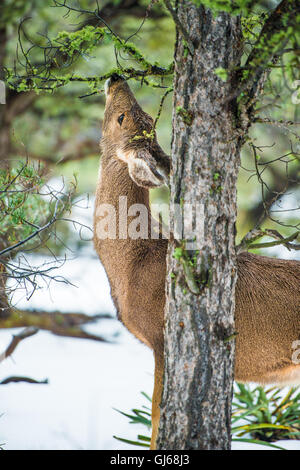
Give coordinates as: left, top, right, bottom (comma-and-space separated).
150, 351, 164, 450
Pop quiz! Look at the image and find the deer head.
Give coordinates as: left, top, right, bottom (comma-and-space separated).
101, 74, 170, 188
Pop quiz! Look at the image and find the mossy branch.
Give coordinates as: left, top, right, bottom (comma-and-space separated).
238, 0, 299, 109
6, 24, 174, 94
0, 309, 113, 342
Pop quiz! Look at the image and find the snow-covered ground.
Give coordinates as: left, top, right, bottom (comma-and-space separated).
1, 192, 156, 450
1, 254, 155, 450
0, 322, 154, 450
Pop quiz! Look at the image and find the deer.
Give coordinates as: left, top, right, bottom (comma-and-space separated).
93, 74, 300, 449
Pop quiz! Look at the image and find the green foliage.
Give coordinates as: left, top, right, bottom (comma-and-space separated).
6, 22, 174, 94
241, 13, 266, 40
192, 0, 257, 16
130, 129, 155, 142
53, 24, 169, 73
238, 4, 300, 101
54, 26, 106, 58
173, 246, 184, 260
232, 384, 300, 443
0, 160, 77, 258
214, 67, 228, 82
176, 106, 193, 125
115, 385, 300, 448
113, 392, 152, 447
0, 162, 50, 246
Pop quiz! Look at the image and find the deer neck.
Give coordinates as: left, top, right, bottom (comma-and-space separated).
95, 155, 151, 232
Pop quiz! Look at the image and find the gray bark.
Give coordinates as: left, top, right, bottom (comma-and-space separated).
157, 2, 243, 450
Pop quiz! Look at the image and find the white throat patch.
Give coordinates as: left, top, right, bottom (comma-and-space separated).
128, 158, 162, 187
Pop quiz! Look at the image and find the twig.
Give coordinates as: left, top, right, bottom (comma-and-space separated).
0, 199, 61, 257
237, 229, 300, 253
254, 118, 300, 126
152, 87, 173, 131
0, 309, 113, 343
0, 376, 48, 385
241, 0, 298, 108
0, 326, 38, 364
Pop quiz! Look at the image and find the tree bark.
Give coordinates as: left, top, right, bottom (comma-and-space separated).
157, 2, 243, 450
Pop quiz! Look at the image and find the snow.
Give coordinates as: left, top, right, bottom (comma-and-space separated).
0, 312, 154, 450
232, 440, 300, 451
2, 230, 155, 449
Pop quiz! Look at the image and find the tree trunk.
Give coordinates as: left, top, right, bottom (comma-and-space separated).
157, 2, 243, 450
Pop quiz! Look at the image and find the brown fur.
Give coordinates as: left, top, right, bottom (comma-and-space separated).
94, 76, 300, 449
235, 253, 300, 384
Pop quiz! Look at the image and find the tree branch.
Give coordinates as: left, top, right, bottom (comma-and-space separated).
241, 0, 298, 109
24, 137, 100, 166
0, 326, 38, 363
0, 376, 48, 385
0, 309, 113, 342
237, 228, 300, 253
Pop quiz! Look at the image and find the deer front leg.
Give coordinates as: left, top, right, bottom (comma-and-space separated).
150, 352, 164, 450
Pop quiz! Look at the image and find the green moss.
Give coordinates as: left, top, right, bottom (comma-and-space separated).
214, 67, 228, 82
6, 23, 174, 94
130, 129, 155, 142
172, 244, 208, 294
223, 332, 238, 343
192, 0, 255, 16
176, 106, 193, 126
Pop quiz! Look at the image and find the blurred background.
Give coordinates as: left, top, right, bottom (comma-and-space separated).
0, 0, 299, 450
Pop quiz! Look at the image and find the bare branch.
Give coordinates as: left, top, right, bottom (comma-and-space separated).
254, 118, 300, 127
237, 228, 300, 253
0, 326, 38, 363
0, 202, 60, 257
0, 309, 113, 343
244, 141, 300, 231
0, 376, 48, 385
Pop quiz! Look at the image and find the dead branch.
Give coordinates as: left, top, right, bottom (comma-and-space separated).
25, 137, 100, 166
0, 376, 48, 385
237, 228, 300, 254
246, 141, 300, 231
0, 309, 113, 343
0, 326, 38, 363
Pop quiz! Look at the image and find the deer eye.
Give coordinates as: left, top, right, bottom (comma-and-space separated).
118, 113, 125, 126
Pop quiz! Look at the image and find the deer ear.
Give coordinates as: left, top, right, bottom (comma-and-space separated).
128, 149, 167, 188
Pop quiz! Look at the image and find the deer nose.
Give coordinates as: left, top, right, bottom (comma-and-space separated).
104, 74, 125, 96
110, 73, 123, 83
